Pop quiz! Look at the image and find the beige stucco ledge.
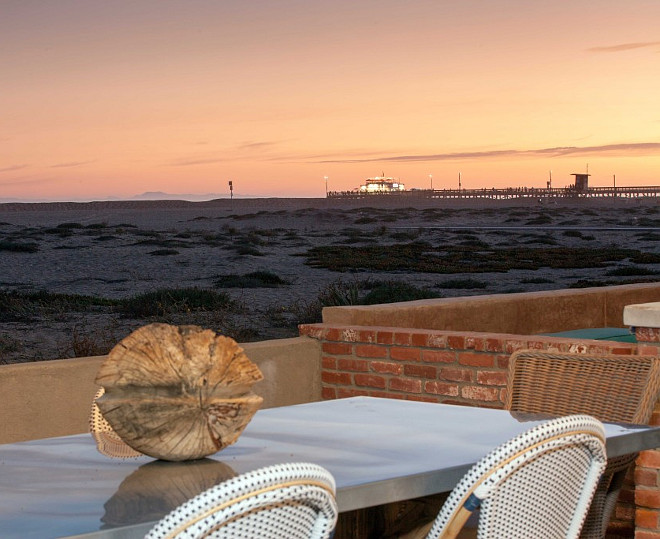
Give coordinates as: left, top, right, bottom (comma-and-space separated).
623, 302, 660, 329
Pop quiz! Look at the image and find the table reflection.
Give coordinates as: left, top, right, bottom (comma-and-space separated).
101, 458, 236, 528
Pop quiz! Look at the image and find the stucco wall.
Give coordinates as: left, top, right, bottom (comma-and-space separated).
0, 336, 321, 444
322, 282, 660, 335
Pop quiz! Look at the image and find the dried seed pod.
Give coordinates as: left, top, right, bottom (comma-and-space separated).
95, 323, 263, 461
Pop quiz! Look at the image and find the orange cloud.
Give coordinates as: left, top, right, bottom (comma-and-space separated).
313, 142, 660, 164
588, 41, 660, 52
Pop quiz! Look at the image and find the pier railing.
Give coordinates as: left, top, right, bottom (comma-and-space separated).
328, 185, 660, 200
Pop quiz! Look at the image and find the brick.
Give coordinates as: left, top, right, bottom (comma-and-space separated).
411, 333, 429, 347
422, 350, 455, 363
377, 331, 394, 345
614, 503, 634, 520
651, 411, 660, 427
439, 367, 473, 383
639, 344, 660, 355
371, 361, 403, 375
474, 336, 506, 353
636, 488, 660, 509
299, 324, 323, 339
389, 378, 422, 393
390, 347, 420, 362
343, 328, 363, 342
636, 468, 660, 487
461, 385, 500, 402
394, 332, 412, 345
525, 340, 547, 351
637, 327, 660, 343
427, 333, 448, 348
321, 387, 336, 400
404, 364, 436, 379
638, 450, 660, 469
358, 330, 377, 343
458, 352, 494, 368
567, 343, 588, 354
477, 371, 508, 386
325, 328, 342, 341
425, 381, 459, 396
354, 374, 387, 389
321, 371, 352, 385
337, 358, 370, 372
322, 356, 337, 370
496, 354, 509, 370
636, 509, 660, 530
322, 342, 352, 355
355, 345, 387, 358
505, 339, 527, 354
617, 486, 634, 504
447, 335, 465, 349
635, 531, 660, 539
610, 346, 635, 355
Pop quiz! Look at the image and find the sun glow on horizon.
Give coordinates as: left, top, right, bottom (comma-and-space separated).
2, 1, 660, 201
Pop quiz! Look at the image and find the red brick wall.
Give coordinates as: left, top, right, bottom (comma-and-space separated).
299, 323, 657, 537
300, 324, 638, 406
635, 327, 660, 539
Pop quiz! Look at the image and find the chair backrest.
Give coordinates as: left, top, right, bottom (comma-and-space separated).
89, 387, 143, 458
505, 350, 660, 538
506, 351, 660, 423
146, 462, 338, 539
425, 415, 607, 539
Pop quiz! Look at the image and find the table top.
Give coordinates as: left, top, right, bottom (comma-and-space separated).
1, 396, 659, 538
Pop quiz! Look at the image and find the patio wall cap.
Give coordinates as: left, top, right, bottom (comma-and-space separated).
623, 302, 660, 328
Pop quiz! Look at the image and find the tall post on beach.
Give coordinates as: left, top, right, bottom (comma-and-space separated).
228, 180, 233, 210
324, 176, 328, 197
458, 172, 462, 197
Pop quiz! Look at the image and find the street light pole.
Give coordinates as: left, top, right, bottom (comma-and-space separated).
429, 174, 433, 191
324, 176, 328, 197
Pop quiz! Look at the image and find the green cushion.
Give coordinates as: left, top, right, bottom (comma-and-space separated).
540, 327, 636, 343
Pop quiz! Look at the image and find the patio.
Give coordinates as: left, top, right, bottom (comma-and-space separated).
2, 282, 659, 537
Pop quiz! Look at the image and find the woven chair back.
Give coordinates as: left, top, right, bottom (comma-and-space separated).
146, 462, 338, 539
506, 351, 660, 424
506, 350, 660, 538
425, 414, 607, 539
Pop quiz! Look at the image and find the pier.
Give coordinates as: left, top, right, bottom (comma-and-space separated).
328, 185, 660, 201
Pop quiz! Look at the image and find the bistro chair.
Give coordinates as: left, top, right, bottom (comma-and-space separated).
89, 387, 143, 458
424, 414, 607, 539
145, 462, 338, 539
506, 350, 660, 538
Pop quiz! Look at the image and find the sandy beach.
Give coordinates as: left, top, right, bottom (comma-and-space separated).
0, 196, 658, 364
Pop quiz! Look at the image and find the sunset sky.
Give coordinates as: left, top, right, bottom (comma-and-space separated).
2, 1, 660, 200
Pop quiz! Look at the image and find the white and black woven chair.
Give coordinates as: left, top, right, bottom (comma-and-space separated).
145, 462, 338, 539
424, 414, 607, 539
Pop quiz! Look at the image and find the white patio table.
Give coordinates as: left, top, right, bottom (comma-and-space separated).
1, 396, 658, 538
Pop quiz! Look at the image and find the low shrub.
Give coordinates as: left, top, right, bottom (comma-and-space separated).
148, 249, 179, 256
361, 281, 440, 304
0, 290, 117, 322
119, 288, 234, 318
215, 271, 289, 288
437, 278, 489, 289
606, 265, 658, 277
0, 241, 39, 252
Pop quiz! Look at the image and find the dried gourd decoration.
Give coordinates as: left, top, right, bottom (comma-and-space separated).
95, 323, 264, 461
